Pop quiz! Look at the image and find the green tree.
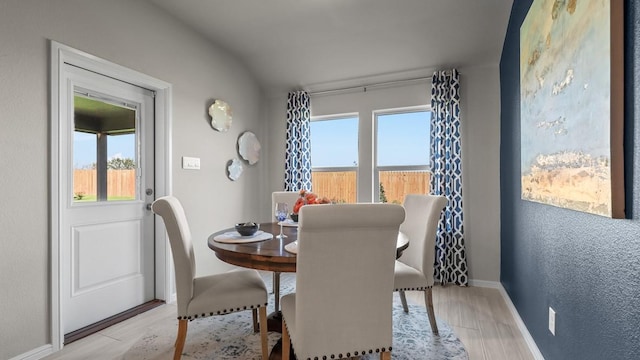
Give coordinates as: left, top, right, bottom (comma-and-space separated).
91, 158, 136, 170
108, 157, 136, 169
379, 183, 388, 203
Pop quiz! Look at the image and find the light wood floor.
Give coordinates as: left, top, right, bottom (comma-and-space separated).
44, 282, 535, 360
417, 285, 535, 360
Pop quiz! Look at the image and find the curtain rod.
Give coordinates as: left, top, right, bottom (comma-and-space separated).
307, 75, 431, 96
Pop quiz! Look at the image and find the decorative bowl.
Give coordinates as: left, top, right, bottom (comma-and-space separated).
235, 222, 259, 236
290, 213, 299, 222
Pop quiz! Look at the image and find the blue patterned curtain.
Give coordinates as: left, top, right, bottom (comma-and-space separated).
284, 91, 312, 191
430, 69, 468, 286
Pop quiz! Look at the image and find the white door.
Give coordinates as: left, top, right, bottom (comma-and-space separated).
60, 64, 155, 333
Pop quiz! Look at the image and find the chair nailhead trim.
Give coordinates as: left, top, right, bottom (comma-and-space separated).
394, 285, 432, 291
310, 347, 394, 359
178, 303, 267, 320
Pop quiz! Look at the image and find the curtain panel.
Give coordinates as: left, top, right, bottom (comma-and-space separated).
430, 69, 468, 286
284, 91, 312, 191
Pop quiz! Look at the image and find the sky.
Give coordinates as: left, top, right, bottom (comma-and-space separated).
74, 132, 135, 168
310, 111, 431, 167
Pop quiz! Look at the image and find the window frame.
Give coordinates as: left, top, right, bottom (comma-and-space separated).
373, 105, 431, 203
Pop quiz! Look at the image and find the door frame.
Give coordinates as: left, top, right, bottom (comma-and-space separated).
49, 41, 172, 350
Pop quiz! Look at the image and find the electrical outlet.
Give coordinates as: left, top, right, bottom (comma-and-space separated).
549, 307, 556, 335
182, 156, 201, 170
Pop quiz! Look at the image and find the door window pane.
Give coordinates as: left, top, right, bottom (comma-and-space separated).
73, 131, 97, 201
73, 94, 137, 202
107, 133, 136, 201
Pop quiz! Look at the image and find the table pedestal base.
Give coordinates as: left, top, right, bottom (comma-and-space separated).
268, 339, 296, 360
267, 311, 283, 333
266, 311, 296, 360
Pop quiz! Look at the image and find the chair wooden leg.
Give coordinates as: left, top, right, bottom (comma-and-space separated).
399, 290, 409, 313
259, 307, 269, 360
282, 319, 291, 360
424, 288, 438, 335
174, 319, 188, 360
252, 308, 259, 333
380, 350, 391, 360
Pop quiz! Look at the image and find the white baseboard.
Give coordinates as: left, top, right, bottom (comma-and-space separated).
8, 344, 52, 360
468, 279, 501, 288
468, 279, 544, 359
497, 284, 546, 360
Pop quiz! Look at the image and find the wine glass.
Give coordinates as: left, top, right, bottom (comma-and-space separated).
274, 202, 288, 239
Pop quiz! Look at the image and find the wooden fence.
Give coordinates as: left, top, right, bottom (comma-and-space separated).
74, 169, 430, 203
312, 171, 431, 204
311, 171, 358, 203
73, 169, 136, 198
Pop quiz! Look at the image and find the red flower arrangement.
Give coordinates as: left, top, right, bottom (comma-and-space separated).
292, 189, 331, 215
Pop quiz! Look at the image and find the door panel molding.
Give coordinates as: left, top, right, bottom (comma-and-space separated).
50, 40, 172, 351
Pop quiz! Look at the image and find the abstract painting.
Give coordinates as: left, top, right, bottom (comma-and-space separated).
520, 0, 624, 218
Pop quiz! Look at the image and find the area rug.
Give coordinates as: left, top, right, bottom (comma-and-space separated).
123, 273, 467, 360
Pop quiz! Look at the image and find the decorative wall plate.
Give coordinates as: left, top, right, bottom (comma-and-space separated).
238, 131, 261, 165
209, 100, 232, 132
227, 158, 243, 181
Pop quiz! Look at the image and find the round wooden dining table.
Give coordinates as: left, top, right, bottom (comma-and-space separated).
209, 222, 300, 273
208, 222, 409, 273
208, 222, 409, 360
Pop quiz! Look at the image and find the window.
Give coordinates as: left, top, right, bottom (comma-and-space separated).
375, 109, 431, 204
73, 93, 138, 202
310, 115, 358, 203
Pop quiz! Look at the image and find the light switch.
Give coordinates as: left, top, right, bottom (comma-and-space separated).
182, 156, 201, 170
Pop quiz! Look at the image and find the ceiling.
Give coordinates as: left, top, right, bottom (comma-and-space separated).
146, 0, 513, 94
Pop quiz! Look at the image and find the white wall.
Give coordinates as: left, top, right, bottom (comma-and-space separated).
0, 0, 266, 358
265, 65, 501, 283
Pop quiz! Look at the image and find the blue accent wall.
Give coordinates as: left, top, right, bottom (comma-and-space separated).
500, 1, 640, 359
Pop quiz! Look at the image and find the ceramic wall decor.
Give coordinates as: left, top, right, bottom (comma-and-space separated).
238, 131, 261, 165
227, 158, 243, 181
209, 99, 232, 132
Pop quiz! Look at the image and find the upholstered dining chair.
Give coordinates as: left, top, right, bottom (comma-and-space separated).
270, 191, 301, 309
281, 203, 406, 360
394, 194, 447, 335
152, 196, 269, 360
